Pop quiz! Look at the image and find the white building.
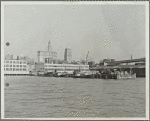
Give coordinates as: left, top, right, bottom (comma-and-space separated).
4, 60, 29, 75
37, 40, 57, 63
44, 64, 89, 72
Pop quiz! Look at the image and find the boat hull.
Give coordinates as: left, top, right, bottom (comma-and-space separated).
83, 74, 95, 78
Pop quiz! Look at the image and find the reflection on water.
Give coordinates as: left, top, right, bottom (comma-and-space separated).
4, 76, 145, 118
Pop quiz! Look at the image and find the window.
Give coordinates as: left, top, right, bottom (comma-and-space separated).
13, 61, 15, 64
16, 68, 19, 71
13, 68, 15, 71
6, 68, 9, 71
20, 65, 22, 67
13, 65, 15, 67
17, 61, 19, 64
4, 68, 5, 71
6, 61, 9, 63
23, 68, 26, 71
20, 61, 22, 64
23, 61, 26, 64
23, 65, 26, 67
20, 68, 22, 71
10, 68, 12, 71
6, 65, 9, 67
16, 65, 19, 67
10, 65, 12, 67
10, 61, 12, 63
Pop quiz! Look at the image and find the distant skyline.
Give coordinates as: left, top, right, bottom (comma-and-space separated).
4, 3, 146, 63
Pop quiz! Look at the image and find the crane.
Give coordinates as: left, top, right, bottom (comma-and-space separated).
86, 51, 89, 65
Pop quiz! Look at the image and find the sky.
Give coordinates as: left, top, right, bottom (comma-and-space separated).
4, 3, 146, 63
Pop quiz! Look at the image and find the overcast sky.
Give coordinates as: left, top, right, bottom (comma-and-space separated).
4, 3, 146, 63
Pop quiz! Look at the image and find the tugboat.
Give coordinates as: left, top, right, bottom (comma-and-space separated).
54, 72, 62, 77
73, 70, 95, 79
73, 70, 82, 78
73, 72, 82, 78
37, 71, 45, 76
67, 71, 74, 77
82, 71, 95, 78
53, 71, 69, 77
59, 72, 69, 77
44, 71, 53, 77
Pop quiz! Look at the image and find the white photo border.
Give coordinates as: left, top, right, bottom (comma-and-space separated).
1, 1, 149, 120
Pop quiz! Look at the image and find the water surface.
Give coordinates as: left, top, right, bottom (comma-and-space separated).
4, 76, 145, 118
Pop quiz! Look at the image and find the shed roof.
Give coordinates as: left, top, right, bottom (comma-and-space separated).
90, 65, 145, 70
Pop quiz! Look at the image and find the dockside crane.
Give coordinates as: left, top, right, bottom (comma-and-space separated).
86, 51, 89, 65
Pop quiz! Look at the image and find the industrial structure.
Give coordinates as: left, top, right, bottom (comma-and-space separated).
91, 58, 146, 77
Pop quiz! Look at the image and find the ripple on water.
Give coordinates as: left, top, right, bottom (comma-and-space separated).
4, 76, 146, 118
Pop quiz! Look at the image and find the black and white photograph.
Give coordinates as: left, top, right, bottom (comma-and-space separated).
1, 1, 149, 120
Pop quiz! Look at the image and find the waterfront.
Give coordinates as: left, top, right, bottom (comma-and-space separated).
4, 76, 145, 118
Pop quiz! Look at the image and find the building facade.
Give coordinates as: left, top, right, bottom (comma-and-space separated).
4, 60, 29, 75
64, 48, 72, 63
37, 51, 57, 63
37, 40, 57, 63
44, 64, 89, 72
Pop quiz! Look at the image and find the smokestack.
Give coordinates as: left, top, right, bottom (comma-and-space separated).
131, 55, 132, 60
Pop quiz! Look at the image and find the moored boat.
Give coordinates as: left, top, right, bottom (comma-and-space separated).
73, 73, 82, 78
37, 71, 45, 76
44, 71, 54, 77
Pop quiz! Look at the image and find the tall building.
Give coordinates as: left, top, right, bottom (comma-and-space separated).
64, 47, 72, 63
37, 40, 57, 63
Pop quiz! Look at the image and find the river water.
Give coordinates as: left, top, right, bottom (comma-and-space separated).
4, 76, 145, 118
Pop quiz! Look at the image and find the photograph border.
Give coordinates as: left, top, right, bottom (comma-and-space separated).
1, 1, 149, 120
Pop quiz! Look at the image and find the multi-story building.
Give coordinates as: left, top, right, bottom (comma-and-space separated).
4, 60, 29, 75
34, 63, 89, 73
37, 40, 57, 64
64, 48, 72, 63
44, 64, 89, 72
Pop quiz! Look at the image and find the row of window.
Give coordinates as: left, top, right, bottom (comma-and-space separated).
4, 65, 27, 67
4, 63, 27, 65
44, 65, 89, 67
4, 61, 27, 64
44, 67, 89, 69
44, 69, 89, 71
4, 68, 27, 71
